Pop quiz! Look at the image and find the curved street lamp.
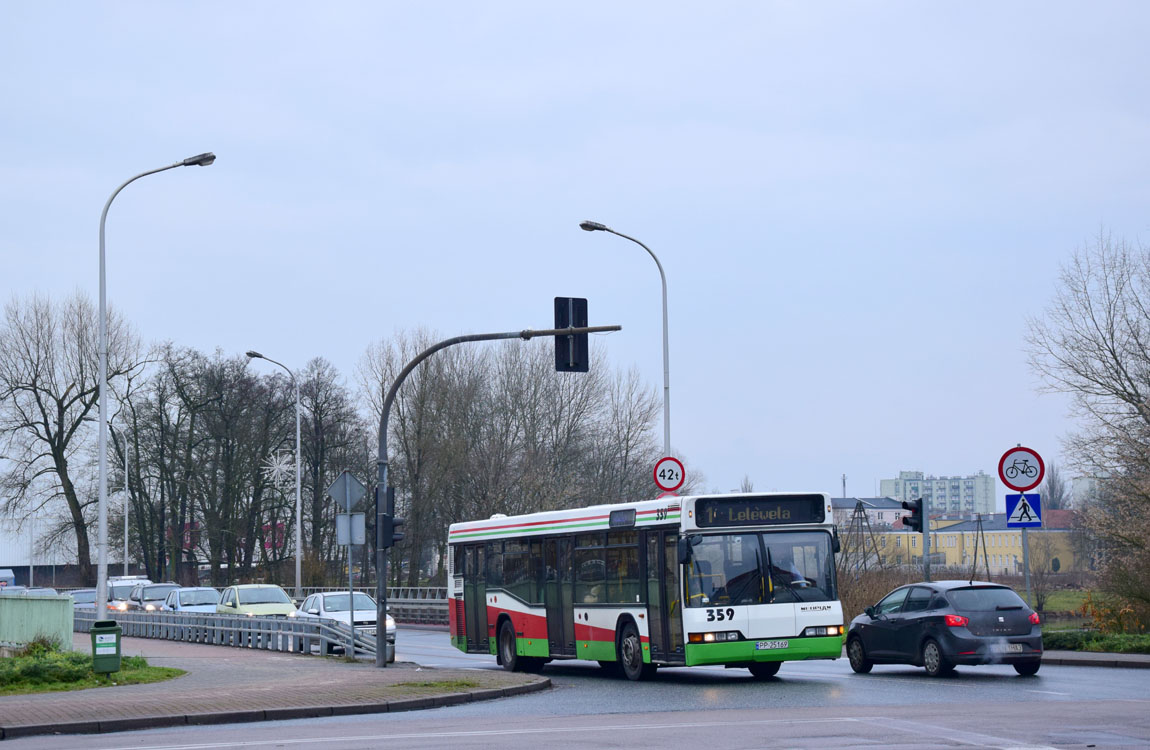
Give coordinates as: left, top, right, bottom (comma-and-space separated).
580, 220, 672, 456
96, 153, 215, 615
246, 350, 303, 599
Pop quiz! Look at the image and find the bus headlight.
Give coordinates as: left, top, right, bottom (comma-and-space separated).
689, 631, 741, 643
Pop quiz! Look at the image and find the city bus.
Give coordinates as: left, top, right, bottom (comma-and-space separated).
447, 492, 843, 680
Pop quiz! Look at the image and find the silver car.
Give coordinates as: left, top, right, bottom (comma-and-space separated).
296, 591, 396, 661
162, 587, 221, 613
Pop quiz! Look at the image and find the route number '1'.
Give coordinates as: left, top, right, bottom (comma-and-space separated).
653, 456, 685, 493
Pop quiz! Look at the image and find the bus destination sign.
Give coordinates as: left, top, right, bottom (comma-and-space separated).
695, 495, 825, 528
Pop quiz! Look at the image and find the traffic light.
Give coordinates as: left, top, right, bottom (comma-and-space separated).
554, 297, 589, 372
383, 486, 405, 548
901, 498, 923, 533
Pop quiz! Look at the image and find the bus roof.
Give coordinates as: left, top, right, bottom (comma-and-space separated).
448, 492, 831, 542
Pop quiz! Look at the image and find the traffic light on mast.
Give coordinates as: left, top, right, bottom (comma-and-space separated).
901, 498, 923, 533
382, 486, 405, 548
554, 297, 589, 373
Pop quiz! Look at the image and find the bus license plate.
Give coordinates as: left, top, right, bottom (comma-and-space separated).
756, 640, 788, 650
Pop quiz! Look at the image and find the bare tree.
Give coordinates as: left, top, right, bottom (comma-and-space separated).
1028, 232, 1150, 614
1026, 532, 1061, 612
0, 292, 141, 583
1038, 461, 1070, 510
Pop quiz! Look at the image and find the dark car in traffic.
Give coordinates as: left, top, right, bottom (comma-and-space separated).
847, 580, 1042, 677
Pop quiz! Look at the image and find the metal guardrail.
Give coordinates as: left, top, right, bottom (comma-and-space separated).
74, 610, 381, 658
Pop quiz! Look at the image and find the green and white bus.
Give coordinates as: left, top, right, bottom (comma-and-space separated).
447, 492, 843, 680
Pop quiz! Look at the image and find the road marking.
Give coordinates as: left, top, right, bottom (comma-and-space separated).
859, 717, 1059, 749
105, 717, 868, 750
1025, 689, 1071, 696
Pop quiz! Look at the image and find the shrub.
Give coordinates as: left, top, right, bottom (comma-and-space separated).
1042, 630, 1092, 650
1080, 591, 1150, 634
16, 636, 61, 659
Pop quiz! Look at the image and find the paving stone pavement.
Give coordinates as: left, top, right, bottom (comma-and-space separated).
0, 633, 548, 740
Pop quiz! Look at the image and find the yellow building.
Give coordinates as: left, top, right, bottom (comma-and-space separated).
872, 512, 1081, 574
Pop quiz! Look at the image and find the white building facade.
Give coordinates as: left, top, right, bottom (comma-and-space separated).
879, 470, 995, 516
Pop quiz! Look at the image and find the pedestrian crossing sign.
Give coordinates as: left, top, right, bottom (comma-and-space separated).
1006, 493, 1042, 528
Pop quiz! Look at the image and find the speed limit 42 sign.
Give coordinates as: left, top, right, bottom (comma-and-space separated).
654, 456, 685, 493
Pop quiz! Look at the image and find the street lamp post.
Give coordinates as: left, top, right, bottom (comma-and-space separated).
106, 419, 131, 577
579, 221, 672, 456
246, 351, 303, 599
97, 152, 215, 615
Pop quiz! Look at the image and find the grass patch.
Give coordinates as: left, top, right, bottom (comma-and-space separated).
0, 651, 184, 696
396, 679, 480, 690
1042, 589, 1090, 613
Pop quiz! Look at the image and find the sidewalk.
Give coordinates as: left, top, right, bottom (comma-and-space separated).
0, 634, 549, 741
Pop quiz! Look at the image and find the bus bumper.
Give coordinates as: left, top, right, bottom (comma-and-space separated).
684, 635, 843, 667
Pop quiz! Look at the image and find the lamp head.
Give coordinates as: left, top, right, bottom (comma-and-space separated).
245, 351, 263, 360
182, 152, 216, 167
580, 220, 608, 232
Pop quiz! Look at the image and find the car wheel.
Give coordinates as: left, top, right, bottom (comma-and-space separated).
847, 637, 873, 674
1013, 661, 1041, 676
618, 622, 656, 681
748, 661, 782, 679
498, 619, 522, 672
922, 639, 953, 677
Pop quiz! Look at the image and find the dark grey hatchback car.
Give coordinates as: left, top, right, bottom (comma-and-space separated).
847, 580, 1043, 677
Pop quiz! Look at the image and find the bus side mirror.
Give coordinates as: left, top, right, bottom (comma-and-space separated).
677, 535, 701, 564
832, 530, 841, 554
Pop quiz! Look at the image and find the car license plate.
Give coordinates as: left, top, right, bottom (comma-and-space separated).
992, 642, 1024, 653
359, 627, 376, 636
755, 640, 788, 650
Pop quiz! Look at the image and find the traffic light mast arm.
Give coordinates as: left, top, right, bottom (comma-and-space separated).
373, 323, 621, 668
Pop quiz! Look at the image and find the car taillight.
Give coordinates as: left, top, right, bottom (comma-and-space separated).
944, 614, 969, 627
1029, 612, 1040, 625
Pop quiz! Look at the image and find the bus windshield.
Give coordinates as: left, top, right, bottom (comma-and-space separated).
685, 530, 835, 606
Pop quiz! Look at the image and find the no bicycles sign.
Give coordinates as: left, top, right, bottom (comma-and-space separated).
998, 446, 1044, 492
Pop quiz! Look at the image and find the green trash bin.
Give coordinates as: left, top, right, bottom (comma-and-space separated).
91, 619, 122, 674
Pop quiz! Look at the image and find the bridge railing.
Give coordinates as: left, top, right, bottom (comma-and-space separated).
73, 610, 380, 658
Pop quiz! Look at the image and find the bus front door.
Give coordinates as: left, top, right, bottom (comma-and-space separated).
545, 537, 575, 656
463, 545, 488, 653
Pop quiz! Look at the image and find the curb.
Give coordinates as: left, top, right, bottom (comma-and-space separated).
0, 677, 551, 741
1042, 654, 1150, 669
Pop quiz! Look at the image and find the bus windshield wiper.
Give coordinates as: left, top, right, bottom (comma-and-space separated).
766, 548, 775, 602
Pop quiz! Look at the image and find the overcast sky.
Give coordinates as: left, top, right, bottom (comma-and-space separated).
4, 3, 1149, 509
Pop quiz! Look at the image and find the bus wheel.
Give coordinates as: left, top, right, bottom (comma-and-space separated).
498, 620, 521, 672
618, 623, 656, 681
748, 661, 781, 679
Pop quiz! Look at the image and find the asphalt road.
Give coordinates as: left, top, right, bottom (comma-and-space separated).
7, 627, 1150, 749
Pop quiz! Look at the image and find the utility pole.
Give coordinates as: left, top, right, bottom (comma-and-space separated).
374, 323, 621, 667
923, 495, 931, 582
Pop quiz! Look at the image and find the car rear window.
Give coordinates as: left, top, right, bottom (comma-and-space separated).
947, 586, 1026, 611
239, 587, 292, 605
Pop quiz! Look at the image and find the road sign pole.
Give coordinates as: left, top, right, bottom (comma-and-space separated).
1022, 527, 1031, 606
346, 482, 355, 656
